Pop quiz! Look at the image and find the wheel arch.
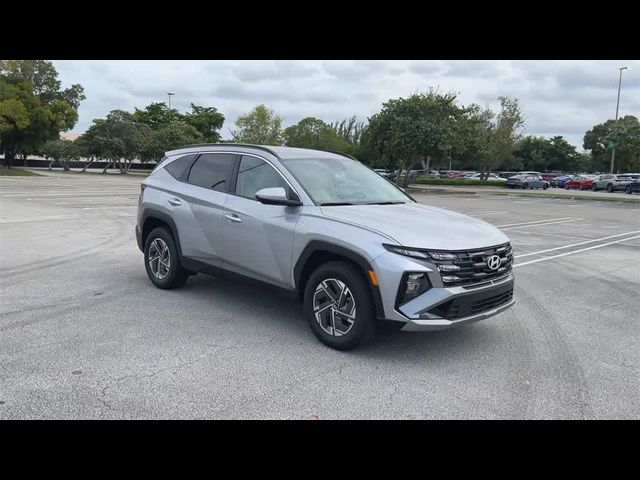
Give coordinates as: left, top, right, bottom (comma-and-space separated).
139, 208, 183, 256
294, 241, 385, 320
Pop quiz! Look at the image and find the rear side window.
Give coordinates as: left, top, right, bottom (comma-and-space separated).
188, 153, 237, 191
235, 155, 290, 200
164, 154, 197, 181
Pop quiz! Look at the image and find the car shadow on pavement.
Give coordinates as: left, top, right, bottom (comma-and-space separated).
175, 271, 502, 363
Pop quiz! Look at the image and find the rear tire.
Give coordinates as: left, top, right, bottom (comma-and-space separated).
592, 184, 597, 191
144, 227, 190, 289
627, 186, 632, 194
303, 261, 375, 350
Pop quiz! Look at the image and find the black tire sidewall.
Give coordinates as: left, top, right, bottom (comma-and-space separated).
303, 262, 375, 350
144, 227, 186, 289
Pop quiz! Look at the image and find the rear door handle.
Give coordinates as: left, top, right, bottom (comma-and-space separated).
168, 198, 182, 206
225, 213, 242, 223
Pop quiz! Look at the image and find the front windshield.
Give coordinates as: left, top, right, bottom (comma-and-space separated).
281, 157, 412, 205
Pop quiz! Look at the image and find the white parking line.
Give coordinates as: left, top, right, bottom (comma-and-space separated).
497, 217, 573, 228
502, 218, 583, 230
514, 235, 640, 268
470, 210, 509, 216
515, 231, 640, 258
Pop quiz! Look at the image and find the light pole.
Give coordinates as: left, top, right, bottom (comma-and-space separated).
610, 66, 628, 173
167, 92, 175, 120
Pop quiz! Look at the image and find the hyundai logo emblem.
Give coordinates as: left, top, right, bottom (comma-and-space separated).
487, 255, 501, 271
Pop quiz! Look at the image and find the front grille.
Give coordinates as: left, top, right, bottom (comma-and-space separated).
425, 287, 514, 320
470, 288, 513, 314
430, 243, 513, 287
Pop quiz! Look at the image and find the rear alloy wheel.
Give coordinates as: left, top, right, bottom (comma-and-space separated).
607, 184, 614, 193
144, 227, 190, 289
303, 261, 375, 350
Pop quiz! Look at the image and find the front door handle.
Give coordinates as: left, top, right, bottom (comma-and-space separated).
225, 213, 242, 224
168, 198, 182, 206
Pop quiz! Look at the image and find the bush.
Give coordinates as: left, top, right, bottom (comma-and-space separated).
413, 177, 507, 187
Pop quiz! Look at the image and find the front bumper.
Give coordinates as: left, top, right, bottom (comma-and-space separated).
371, 251, 515, 331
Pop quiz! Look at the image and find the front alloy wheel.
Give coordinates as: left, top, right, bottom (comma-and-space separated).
313, 279, 357, 337
303, 261, 375, 350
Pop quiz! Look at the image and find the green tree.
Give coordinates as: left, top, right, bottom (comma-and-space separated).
40, 138, 77, 171
366, 90, 464, 186
82, 110, 152, 174
473, 96, 525, 179
0, 60, 85, 168
183, 103, 225, 143
141, 120, 202, 164
283, 117, 348, 152
132, 102, 182, 129
231, 104, 283, 145
584, 115, 640, 173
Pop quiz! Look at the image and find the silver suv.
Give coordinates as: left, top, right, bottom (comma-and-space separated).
136, 144, 515, 350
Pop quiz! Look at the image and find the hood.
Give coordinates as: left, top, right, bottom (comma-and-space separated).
320, 203, 509, 251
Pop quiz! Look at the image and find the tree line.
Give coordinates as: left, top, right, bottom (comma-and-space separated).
2, 60, 639, 181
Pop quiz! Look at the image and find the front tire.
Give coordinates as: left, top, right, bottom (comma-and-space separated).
607, 184, 614, 193
144, 227, 190, 289
303, 261, 375, 350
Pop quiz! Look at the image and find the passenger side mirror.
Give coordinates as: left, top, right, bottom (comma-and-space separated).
255, 187, 302, 206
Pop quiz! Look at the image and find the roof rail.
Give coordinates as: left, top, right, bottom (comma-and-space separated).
317, 149, 358, 161
169, 143, 281, 158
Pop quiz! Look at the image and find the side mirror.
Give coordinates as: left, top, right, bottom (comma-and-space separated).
255, 187, 302, 206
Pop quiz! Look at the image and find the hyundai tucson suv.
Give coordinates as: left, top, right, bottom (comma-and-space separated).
136, 144, 515, 350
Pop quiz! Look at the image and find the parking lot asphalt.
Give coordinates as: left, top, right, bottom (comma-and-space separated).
1, 171, 639, 419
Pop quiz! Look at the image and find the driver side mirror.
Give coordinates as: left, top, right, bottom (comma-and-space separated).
255, 187, 302, 206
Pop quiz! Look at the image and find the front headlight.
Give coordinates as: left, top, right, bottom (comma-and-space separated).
383, 244, 459, 261
383, 244, 430, 260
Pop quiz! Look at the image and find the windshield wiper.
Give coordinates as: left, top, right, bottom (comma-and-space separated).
319, 202, 354, 206
364, 201, 406, 205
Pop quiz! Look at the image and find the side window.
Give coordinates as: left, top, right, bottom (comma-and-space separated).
164, 154, 198, 181
235, 155, 290, 200
187, 153, 236, 191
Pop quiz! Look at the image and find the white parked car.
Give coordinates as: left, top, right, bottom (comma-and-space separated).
464, 173, 507, 182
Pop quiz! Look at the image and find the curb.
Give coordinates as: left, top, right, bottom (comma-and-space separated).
407, 185, 640, 203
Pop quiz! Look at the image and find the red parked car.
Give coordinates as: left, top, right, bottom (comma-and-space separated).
565, 175, 598, 190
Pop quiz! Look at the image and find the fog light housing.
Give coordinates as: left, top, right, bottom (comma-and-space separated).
397, 272, 431, 306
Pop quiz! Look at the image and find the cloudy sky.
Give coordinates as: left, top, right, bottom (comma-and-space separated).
53, 60, 639, 151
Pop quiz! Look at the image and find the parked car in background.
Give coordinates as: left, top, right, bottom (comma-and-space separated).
374, 169, 397, 181
565, 175, 598, 190
498, 172, 519, 179
550, 175, 572, 188
464, 173, 507, 182
592, 174, 633, 192
541, 172, 563, 182
505, 174, 549, 189
410, 169, 440, 179
625, 177, 640, 194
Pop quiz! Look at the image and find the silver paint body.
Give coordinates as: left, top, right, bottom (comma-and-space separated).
139, 145, 514, 330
